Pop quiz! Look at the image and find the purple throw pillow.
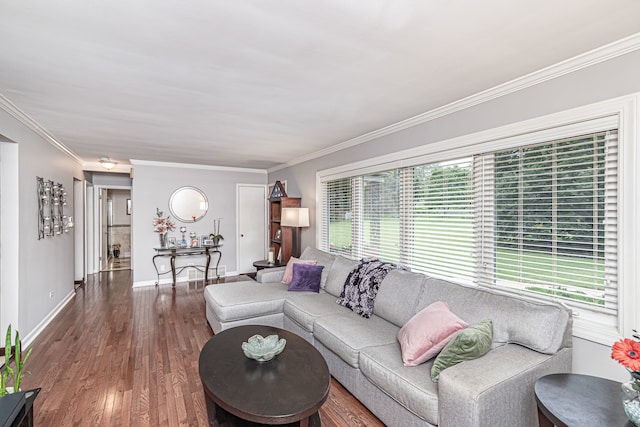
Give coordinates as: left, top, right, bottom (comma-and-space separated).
288, 263, 324, 293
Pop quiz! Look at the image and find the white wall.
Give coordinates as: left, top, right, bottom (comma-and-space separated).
131, 162, 266, 286
0, 106, 83, 342
269, 49, 640, 383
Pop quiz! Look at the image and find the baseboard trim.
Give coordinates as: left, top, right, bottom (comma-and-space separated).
22, 290, 75, 348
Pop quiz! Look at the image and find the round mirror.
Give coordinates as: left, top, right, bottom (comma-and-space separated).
169, 186, 208, 222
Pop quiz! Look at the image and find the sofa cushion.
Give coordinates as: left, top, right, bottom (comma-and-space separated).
300, 247, 336, 289
203, 281, 289, 322
313, 312, 399, 368
288, 263, 324, 292
359, 343, 439, 425
283, 292, 346, 332
373, 269, 426, 327
431, 319, 493, 382
398, 301, 468, 366
282, 257, 317, 284
417, 277, 572, 354
324, 255, 358, 297
256, 266, 286, 283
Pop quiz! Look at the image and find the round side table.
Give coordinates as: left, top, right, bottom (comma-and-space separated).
253, 260, 283, 271
535, 373, 633, 427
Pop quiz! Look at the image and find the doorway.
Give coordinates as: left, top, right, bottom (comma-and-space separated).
100, 188, 132, 272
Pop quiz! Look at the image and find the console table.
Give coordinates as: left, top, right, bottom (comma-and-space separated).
152, 246, 222, 286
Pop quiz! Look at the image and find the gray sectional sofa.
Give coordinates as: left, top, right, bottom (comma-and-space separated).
203, 247, 573, 427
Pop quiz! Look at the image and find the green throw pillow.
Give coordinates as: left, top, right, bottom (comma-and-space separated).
430, 319, 493, 382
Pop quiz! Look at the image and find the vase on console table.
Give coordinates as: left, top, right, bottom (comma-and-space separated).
621, 378, 640, 425
159, 233, 167, 248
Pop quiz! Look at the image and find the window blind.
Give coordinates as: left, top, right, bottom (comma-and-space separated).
320, 122, 619, 319
404, 159, 475, 281
321, 177, 353, 257
475, 130, 618, 314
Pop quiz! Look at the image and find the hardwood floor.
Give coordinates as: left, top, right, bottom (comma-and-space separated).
22, 271, 384, 426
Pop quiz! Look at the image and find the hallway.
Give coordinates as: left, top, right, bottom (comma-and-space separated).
105, 256, 131, 271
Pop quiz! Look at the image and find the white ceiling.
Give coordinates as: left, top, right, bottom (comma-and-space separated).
2, 1, 640, 170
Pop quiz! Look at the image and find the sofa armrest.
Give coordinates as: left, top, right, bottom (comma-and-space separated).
437, 344, 571, 427
256, 267, 286, 283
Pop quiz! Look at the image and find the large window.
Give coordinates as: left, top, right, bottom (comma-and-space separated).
475, 130, 617, 314
319, 111, 627, 338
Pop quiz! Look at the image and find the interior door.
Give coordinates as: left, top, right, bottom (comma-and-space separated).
237, 185, 267, 273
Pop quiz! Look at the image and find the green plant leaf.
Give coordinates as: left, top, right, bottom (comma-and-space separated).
4, 325, 11, 363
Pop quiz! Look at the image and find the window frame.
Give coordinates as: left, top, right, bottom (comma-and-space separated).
316, 93, 639, 345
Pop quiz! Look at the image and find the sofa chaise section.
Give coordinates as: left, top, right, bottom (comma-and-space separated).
204, 280, 289, 333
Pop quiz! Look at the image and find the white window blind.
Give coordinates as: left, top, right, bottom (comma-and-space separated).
321, 171, 402, 261
321, 158, 475, 283
475, 130, 618, 314
405, 159, 474, 281
321, 177, 353, 257
320, 119, 620, 322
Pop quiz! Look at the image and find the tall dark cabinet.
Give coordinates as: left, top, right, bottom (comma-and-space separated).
269, 182, 301, 265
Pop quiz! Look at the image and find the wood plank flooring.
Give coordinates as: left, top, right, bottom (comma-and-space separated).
21, 270, 384, 426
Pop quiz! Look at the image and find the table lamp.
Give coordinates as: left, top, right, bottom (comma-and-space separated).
281, 207, 310, 258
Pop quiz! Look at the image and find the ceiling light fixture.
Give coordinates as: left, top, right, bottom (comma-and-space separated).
99, 157, 117, 170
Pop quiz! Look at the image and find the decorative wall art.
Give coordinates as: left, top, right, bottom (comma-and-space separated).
37, 177, 73, 239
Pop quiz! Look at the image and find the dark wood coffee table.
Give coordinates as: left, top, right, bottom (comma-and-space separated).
199, 325, 330, 426
535, 373, 633, 427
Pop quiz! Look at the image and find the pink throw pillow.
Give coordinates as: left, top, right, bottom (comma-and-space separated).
281, 257, 317, 284
397, 301, 468, 367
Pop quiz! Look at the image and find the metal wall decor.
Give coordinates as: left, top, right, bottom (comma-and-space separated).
37, 177, 73, 239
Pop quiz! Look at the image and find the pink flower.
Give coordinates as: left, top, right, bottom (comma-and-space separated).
153, 209, 175, 235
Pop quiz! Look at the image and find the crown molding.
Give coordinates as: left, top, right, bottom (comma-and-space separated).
270, 32, 640, 173
0, 93, 83, 163
130, 159, 267, 174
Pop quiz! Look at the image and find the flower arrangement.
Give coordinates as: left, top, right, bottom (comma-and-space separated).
210, 218, 223, 243
153, 208, 175, 235
612, 330, 640, 391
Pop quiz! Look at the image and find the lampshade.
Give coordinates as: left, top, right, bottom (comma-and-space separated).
99, 157, 117, 170
281, 208, 309, 227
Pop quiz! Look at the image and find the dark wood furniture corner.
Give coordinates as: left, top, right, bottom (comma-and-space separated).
199, 325, 330, 426
0, 388, 40, 427
269, 196, 301, 265
535, 373, 632, 427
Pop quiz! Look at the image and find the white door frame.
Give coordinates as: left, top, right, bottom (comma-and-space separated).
73, 178, 85, 284
92, 184, 132, 273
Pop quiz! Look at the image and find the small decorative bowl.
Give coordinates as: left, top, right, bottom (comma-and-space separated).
241, 334, 286, 362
